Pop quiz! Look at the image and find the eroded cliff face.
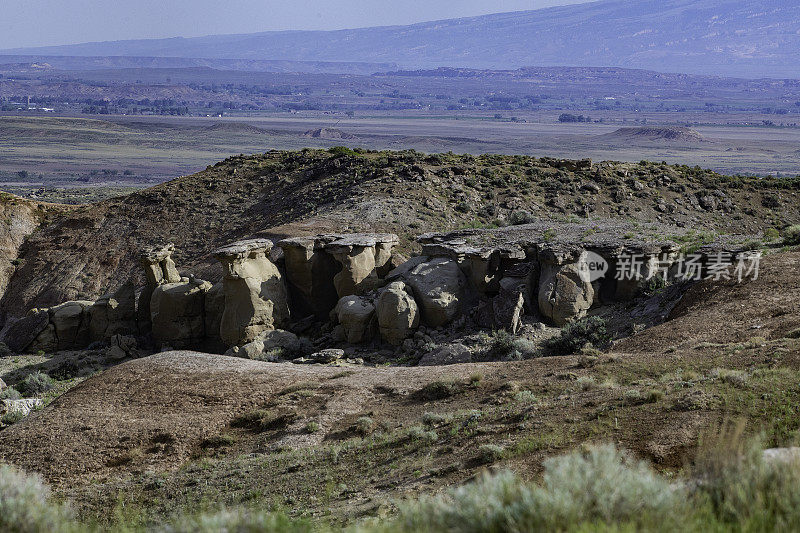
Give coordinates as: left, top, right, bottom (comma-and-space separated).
0, 194, 67, 323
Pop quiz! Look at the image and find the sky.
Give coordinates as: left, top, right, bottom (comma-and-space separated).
0, 0, 593, 49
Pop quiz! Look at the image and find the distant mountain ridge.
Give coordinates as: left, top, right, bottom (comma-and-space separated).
2, 0, 799, 78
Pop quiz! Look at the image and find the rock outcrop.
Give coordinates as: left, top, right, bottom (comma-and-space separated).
405, 258, 466, 328
88, 282, 137, 342
334, 295, 376, 344
277, 236, 342, 319
377, 281, 420, 345
326, 234, 399, 297
138, 244, 183, 331
537, 248, 595, 326
214, 239, 290, 347
151, 277, 212, 349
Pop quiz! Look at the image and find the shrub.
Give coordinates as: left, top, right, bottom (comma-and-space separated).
508, 210, 535, 225
19, 372, 54, 397
160, 508, 313, 533
0, 342, 10, 357
477, 444, 505, 464
327, 146, 358, 157
691, 422, 800, 530
355, 416, 374, 436
763, 227, 780, 241
514, 390, 538, 404
406, 425, 438, 443
418, 380, 459, 400
0, 387, 21, 400
1, 411, 26, 425
545, 317, 611, 355
486, 331, 538, 360
422, 412, 449, 426
783, 225, 800, 245
0, 464, 74, 533
393, 444, 687, 531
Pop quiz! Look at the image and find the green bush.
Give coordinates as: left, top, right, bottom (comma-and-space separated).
508, 210, 535, 225
545, 317, 611, 355
159, 508, 313, 533
393, 444, 686, 531
327, 146, 358, 157
0, 464, 74, 533
486, 331, 538, 360
784, 225, 800, 245
19, 372, 54, 397
0, 387, 21, 400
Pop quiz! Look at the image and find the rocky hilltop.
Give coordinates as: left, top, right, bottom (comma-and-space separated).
0, 148, 797, 326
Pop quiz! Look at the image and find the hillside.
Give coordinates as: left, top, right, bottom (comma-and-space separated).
4, 0, 800, 77
2, 250, 800, 525
1, 148, 798, 320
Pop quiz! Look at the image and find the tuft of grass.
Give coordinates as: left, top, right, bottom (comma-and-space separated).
200, 434, 235, 449
422, 412, 450, 426
514, 390, 538, 404
406, 425, 439, 443
418, 380, 461, 401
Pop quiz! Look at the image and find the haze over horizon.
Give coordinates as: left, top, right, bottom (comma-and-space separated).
0, 0, 592, 49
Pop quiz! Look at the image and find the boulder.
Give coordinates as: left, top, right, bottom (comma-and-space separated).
150, 279, 211, 349
538, 248, 594, 326
418, 343, 472, 366
377, 281, 420, 345
89, 282, 137, 342
50, 300, 94, 351
2, 398, 42, 417
0, 310, 49, 353
105, 334, 139, 361
406, 258, 466, 327
214, 239, 290, 346
335, 295, 376, 344
28, 323, 57, 353
277, 236, 341, 319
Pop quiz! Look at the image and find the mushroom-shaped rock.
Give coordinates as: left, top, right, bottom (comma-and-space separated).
406, 258, 466, 328
150, 278, 212, 349
334, 295, 376, 344
325, 234, 399, 298
537, 247, 594, 326
137, 243, 182, 330
277, 235, 342, 319
377, 281, 420, 345
214, 239, 290, 347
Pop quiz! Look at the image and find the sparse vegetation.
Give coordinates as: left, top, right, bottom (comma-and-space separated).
545, 317, 611, 355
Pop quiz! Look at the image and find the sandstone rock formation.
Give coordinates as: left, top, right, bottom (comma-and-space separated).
537, 248, 595, 326
406, 258, 466, 328
89, 282, 137, 342
277, 236, 341, 319
214, 239, 290, 347
334, 295, 376, 344
326, 234, 399, 297
138, 244, 183, 331
377, 281, 419, 345
150, 278, 212, 349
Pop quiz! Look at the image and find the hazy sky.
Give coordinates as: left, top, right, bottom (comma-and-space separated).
0, 0, 593, 49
